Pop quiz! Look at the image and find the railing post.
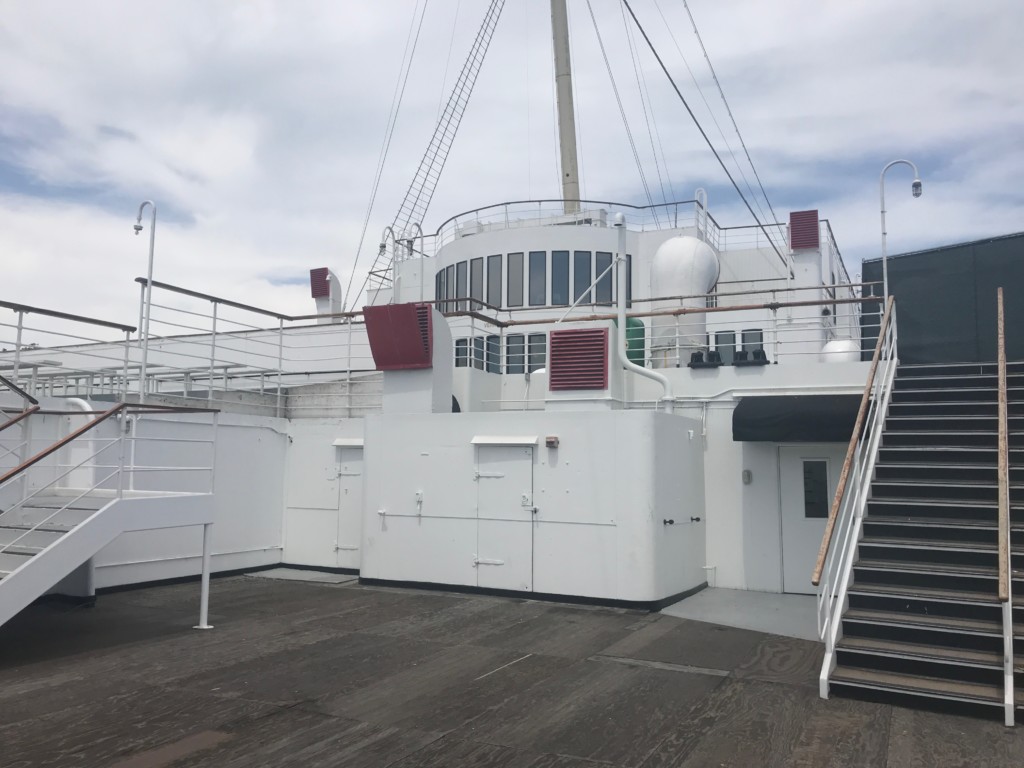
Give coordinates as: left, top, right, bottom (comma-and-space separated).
194, 522, 214, 630
116, 414, 128, 499
346, 317, 354, 417
208, 301, 218, 404
121, 330, 131, 400
276, 319, 284, 417
12, 311, 24, 381
996, 286, 1014, 726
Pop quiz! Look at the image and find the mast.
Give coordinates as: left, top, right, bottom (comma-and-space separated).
551, 0, 580, 214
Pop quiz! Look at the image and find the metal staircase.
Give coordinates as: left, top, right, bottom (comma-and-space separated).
0, 401, 218, 629
828, 360, 1023, 717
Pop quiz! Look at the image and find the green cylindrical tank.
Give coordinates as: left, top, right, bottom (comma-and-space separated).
613, 318, 645, 365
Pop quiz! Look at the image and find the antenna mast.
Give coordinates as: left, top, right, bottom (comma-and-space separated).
551, 0, 581, 214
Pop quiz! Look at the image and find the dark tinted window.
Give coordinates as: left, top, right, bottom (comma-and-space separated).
456, 261, 467, 311
741, 329, 763, 351
445, 265, 455, 312
506, 334, 525, 374
595, 252, 612, 304
486, 335, 500, 373
803, 460, 829, 518
716, 331, 736, 364
529, 251, 546, 306
470, 257, 484, 308
626, 253, 633, 308
487, 254, 501, 309
435, 270, 443, 302
473, 336, 484, 370
551, 250, 569, 306
574, 251, 592, 304
455, 338, 468, 367
507, 252, 524, 307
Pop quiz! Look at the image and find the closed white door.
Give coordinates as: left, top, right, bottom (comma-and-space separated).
335, 446, 363, 569
779, 446, 842, 594
475, 445, 534, 592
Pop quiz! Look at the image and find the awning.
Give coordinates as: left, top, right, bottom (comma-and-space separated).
732, 395, 861, 442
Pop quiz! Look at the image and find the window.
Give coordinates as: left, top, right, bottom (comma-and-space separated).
435, 270, 443, 303
741, 329, 763, 352
473, 336, 484, 370
595, 252, 613, 304
455, 338, 469, 367
486, 335, 500, 373
487, 254, 502, 309
529, 251, 546, 306
507, 252, 524, 308
455, 261, 467, 312
527, 333, 546, 372
445, 265, 455, 312
715, 331, 736, 364
506, 334, 525, 374
574, 251, 592, 304
470, 257, 484, 309
706, 293, 718, 309
802, 460, 829, 519
551, 250, 569, 306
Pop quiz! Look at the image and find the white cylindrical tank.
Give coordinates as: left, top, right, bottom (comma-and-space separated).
649, 236, 720, 367
820, 339, 861, 363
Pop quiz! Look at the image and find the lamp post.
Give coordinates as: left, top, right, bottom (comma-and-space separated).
879, 160, 922, 301
134, 201, 157, 403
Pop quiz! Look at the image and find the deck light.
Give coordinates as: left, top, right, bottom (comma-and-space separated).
879, 160, 923, 302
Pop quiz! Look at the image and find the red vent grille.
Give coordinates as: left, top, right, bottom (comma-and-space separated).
549, 328, 609, 391
363, 303, 433, 370
310, 267, 331, 298
789, 210, 820, 250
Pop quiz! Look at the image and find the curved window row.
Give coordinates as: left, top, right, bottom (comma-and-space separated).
454, 333, 547, 373
436, 251, 631, 311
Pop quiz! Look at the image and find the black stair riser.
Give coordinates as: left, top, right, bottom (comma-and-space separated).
835, 649, 1003, 687
861, 521, 1005, 547
827, 683, 1005, 720
846, 592, 1002, 623
898, 362, 1024, 377
876, 448, 1023, 465
857, 544, 995, 569
893, 376, 1001, 391
869, 483, 1001, 503
852, 567, 997, 594
880, 433, 1020, 448
888, 402, 1024, 417
884, 418, 1022, 433
840, 618, 1004, 654
891, 389, 1001, 404
865, 501, 1024, 524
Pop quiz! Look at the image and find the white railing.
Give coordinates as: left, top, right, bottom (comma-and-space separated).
813, 296, 897, 699
995, 287, 1014, 727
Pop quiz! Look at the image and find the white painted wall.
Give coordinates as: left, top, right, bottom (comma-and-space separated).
360, 409, 705, 603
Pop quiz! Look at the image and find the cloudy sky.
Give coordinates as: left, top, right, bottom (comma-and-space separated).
1, 0, 1021, 328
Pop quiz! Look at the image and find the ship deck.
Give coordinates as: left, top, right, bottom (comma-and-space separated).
1, 574, 1021, 767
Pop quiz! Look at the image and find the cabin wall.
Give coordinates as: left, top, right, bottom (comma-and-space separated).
94, 413, 287, 587
360, 409, 706, 604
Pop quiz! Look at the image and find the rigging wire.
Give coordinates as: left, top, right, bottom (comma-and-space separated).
620, 0, 787, 266
618, 0, 674, 203
435, 0, 462, 123
585, 0, 658, 217
680, 0, 779, 226
649, 0, 776, 236
342, 0, 430, 311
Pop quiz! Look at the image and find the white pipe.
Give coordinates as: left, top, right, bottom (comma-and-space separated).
194, 522, 214, 630
551, 0, 580, 214
614, 214, 673, 413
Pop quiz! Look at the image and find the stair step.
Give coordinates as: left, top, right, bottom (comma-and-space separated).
830, 665, 1003, 707
854, 558, 997, 579
0, 527, 65, 549
864, 516, 1001, 531
842, 607, 1008, 637
0, 551, 32, 573
847, 581, 1000, 606
837, 635, 1003, 669
859, 536, 996, 554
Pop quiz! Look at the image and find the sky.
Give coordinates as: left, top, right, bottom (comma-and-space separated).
1, 0, 1022, 329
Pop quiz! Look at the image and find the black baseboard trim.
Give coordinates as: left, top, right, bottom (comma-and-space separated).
357, 577, 708, 612
95, 563, 281, 595
31, 593, 97, 609
277, 563, 359, 576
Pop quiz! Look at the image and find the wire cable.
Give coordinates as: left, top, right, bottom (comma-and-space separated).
342, 0, 430, 311
621, 0, 787, 266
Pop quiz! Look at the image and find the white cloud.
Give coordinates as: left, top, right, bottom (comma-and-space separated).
0, 0, 1021, 329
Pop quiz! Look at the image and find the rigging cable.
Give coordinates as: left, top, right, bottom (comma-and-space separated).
618, 0, 674, 203
680, 0, 779, 226
585, 0, 658, 217
621, 0, 787, 266
649, 0, 775, 237
342, 0, 430, 311
435, 0, 463, 123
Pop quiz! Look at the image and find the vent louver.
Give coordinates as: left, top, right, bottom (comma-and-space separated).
549, 328, 609, 391
309, 267, 330, 298
416, 305, 431, 357
789, 210, 820, 250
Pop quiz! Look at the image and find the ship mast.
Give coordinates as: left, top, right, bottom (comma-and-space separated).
551, 0, 581, 214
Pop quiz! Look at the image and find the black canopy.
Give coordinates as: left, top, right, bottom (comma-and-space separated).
732, 395, 861, 442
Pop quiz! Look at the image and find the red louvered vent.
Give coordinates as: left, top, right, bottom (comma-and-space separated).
549, 328, 609, 391
789, 210, 820, 250
310, 267, 331, 298
363, 303, 433, 370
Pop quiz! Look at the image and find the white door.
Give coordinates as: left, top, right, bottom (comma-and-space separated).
335, 446, 363, 569
475, 445, 534, 592
779, 446, 842, 594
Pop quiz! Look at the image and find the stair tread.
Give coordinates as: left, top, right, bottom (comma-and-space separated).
830, 665, 1003, 704
837, 636, 1003, 668
859, 535, 996, 552
871, 478, 1013, 489
843, 607, 1006, 635
870, 496, 1007, 510
0, 523, 73, 533
855, 558, 997, 577
847, 581, 1000, 605
864, 515, 1000, 530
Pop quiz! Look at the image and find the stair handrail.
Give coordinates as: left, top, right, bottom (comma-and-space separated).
0, 373, 40, 435
0, 373, 39, 406
813, 295, 895, 586
0, 405, 40, 435
996, 286, 1015, 727
0, 403, 126, 487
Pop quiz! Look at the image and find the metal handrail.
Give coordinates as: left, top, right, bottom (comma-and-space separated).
998, 287, 1010, 602
0, 373, 39, 405
812, 295, 895, 586
0, 299, 136, 333
0, 405, 40, 435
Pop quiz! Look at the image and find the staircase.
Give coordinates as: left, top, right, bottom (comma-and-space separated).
827, 361, 1023, 717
